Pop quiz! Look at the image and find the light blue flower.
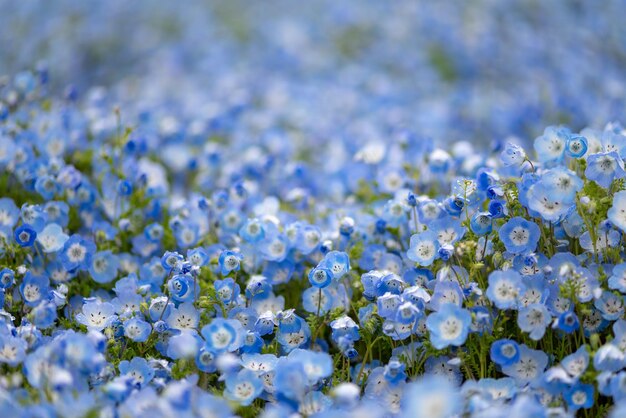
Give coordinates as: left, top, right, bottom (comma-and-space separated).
498, 217, 540, 254
407, 231, 440, 266
425, 303, 471, 349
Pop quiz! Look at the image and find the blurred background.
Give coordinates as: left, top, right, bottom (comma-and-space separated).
2, 0, 626, 144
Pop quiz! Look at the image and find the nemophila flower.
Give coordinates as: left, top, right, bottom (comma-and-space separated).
400, 375, 462, 418
377, 273, 405, 295
202, 318, 244, 354
429, 280, 464, 310
585, 151, 626, 188
14, 223, 36, 247
595, 291, 625, 321
407, 231, 439, 266
167, 273, 197, 303
0, 198, 19, 228
214, 278, 240, 305
273, 359, 308, 401
541, 167, 583, 202
20, 204, 48, 233
302, 287, 332, 314
88, 250, 120, 284
239, 218, 265, 243
564, 382, 595, 411
470, 212, 492, 235
423, 355, 462, 385
173, 220, 200, 248
608, 191, 626, 233
36, 223, 69, 253
377, 292, 402, 319
187, 247, 208, 267
561, 346, 589, 379
502, 344, 548, 384
166, 302, 200, 331
308, 267, 332, 288
417, 199, 444, 223
553, 310, 580, 334
319, 251, 350, 280
262, 259, 295, 285
500, 142, 526, 166
34, 175, 60, 200
527, 183, 570, 222
119, 357, 154, 387
490, 339, 521, 367
517, 303, 551, 340
580, 228, 621, 255
486, 270, 525, 310
426, 303, 471, 349
429, 217, 466, 246
288, 348, 333, 385
59, 234, 96, 272
19, 272, 49, 307
0, 334, 27, 367
382, 199, 409, 227
76, 300, 117, 331
161, 251, 184, 272
123, 317, 152, 342
330, 316, 360, 344
609, 263, 626, 293
565, 134, 588, 158
143, 223, 164, 243
533, 125, 568, 163
498, 217, 540, 254
148, 296, 171, 322
32, 302, 57, 328
259, 233, 290, 262
487, 199, 509, 219
0, 268, 14, 289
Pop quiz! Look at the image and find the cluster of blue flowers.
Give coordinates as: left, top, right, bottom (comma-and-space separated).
3, 67, 626, 418
3, 1, 626, 417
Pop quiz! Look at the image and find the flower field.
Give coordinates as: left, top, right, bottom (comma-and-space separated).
3, 1, 626, 417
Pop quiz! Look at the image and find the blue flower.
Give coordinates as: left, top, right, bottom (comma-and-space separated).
407, 231, 439, 266
585, 151, 626, 189
501, 344, 548, 384
201, 318, 244, 353
119, 357, 154, 387
490, 339, 520, 367
517, 303, 551, 340
36, 223, 69, 253
498, 217, 540, 255
0, 333, 27, 367
486, 270, 525, 310
219, 250, 243, 276
166, 302, 200, 331
19, 272, 49, 307
318, 251, 350, 280
565, 134, 588, 158
59, 234, 96, 272
308, 267, 333, 288
533, 125, 569, 163
500, 142, 526, 166
608, 190, 626, 233
14, 223, 37, 247
564, 382, 595, 411
400, 375, 462, 418
330, 316, 360, 344
123, 317, 152, 342
89, 250, 120, 283
167, 273, 197, 303
75, 300, 118, 331
0, 198, 20, 228
425, 303, 471, 349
